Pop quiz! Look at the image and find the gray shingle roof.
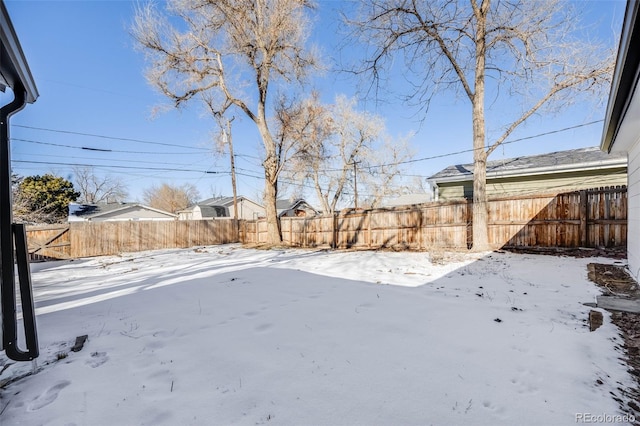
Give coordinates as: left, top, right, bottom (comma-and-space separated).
70, 202, 134, 218
276, 199, 294, 210
200, 196, 235, 206
69, 202, 176, 219
197, 205, 224, 217
428, 147, 627, 181
276, 199, 318, 212
194, 196, 262, 208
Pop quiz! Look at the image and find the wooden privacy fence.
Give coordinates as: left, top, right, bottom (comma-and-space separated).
25, 224, 71, 260
24, 187, 627, 260
27, 219, 239, 260
243, 187, 627, 250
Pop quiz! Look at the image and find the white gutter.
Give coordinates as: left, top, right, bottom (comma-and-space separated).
0, 1, 38, 103
430, 157, 627, 184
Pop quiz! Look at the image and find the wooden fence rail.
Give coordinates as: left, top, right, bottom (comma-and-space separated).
27, 219, 239, 260
25, 187, 627, 260
244, 187, 628, 250
25, 224, 71, 260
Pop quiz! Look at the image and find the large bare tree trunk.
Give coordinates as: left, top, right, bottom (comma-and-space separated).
257, 114, 283, 244
472, 148, 489, 250
263, 171, 281, 244
471, 0, 490, 251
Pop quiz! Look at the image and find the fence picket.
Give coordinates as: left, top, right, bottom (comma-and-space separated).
26, 187, 627, 260
244, 187, 627, 250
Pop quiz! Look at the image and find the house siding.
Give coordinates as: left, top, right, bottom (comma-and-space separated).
627, 140, 640, 279
232, 200, 264, 220
438, 182, 473, 200
436, 169, 627, 200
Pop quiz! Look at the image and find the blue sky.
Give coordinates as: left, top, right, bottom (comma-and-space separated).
3, 0, 627, 204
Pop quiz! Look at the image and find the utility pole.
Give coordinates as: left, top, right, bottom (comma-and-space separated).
351, 161, 360, 210
220, 116, 238, 220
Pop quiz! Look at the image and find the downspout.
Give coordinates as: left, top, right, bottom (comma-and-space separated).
0, 81, 39, 361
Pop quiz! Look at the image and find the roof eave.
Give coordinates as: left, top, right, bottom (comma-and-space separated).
429, 159, 627, 184
600, 0, 640, 154
87, 204, 177, 219
0, 1, 38, 103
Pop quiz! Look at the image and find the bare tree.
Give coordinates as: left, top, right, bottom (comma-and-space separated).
350, 0, 615, 250
358, 136, 413, 209
132, 0, 319, 244
143, 182, 200, 214
284, 95, 411, 214
73, 166, 128, 204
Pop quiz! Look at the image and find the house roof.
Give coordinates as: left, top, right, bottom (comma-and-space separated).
0, 1, 38, 103
382, 194, 432, 207
276, 199, 294, 210
601, 0, 640, 153
195, 205, 222, 218
197, 196, 262, 208
428, 147, 627, 184
276, 199, 317, 213
69, 203, 176, 220
199, 196, 234, 207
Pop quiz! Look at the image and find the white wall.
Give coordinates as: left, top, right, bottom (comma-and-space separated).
230, 199, 265, 220
627, 140, 640, 280
611, 77, 640, 281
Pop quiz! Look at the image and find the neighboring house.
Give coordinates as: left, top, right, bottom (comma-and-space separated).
178, 196, 265, 220
69, 202, 177, 222
601, 0, 640, 279
428, 147, 627, 201
277, 199, 318, 217
178, 205, 227, 220
380, 193, 433, 208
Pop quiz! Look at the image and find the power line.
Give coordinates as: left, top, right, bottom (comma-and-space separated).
12, 160, 226, 174
12, 152, 215, 168
12, 138, 209, 156
12, 137, 262, 160
12, 124, 211, 151
11, 120, 605, 183
12, 124, 267, 160
351, 120, 605, 171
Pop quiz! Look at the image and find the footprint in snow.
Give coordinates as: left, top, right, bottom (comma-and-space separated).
28, 380, 71, 411
255, 323, 273, 333
86, 351, 109, 368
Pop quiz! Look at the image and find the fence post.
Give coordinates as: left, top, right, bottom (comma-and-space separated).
580, 189, 588, 247
368, 210, 372, 248
604, 187, 611, 246
417, 207, 423, 251
303, 218, 307, 248
466, 200, 473, 250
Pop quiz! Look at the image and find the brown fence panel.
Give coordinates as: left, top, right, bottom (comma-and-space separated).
68, 219, 239, 258
27, 187, 627, 261
26, 224, 71, 260
419, 201, 470, 249
499, 186, 626, 249
243, 187, 627, 251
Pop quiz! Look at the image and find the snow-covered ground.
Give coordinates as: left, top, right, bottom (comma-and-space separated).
0, 244, 636, 425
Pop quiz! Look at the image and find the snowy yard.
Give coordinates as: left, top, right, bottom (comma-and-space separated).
0, 244, 636, 425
